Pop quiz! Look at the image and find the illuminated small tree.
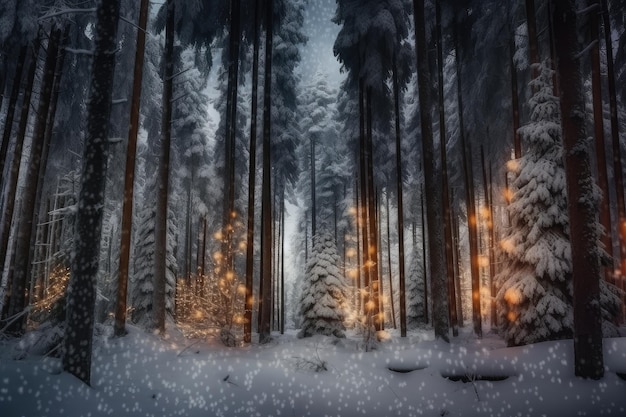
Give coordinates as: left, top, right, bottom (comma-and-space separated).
298, 231, 349, 338
496, 62, 572, 346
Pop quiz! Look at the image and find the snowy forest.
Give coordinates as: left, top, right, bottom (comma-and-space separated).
1, 0, 626, 416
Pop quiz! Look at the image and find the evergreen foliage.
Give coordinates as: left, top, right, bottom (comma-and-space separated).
406, 251, 425, 328
298, 232, 349, 338
497, 62, 621, 346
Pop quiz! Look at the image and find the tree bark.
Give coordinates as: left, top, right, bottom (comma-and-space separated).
244, 0, 262, 344
63, 0, 121, 385
414, 0, 449, 341
589, 0, 613, 286
152, 0, 175, 334
436, 0, 457, 337
0, 45, 27, 189
115, 0, 150, 337
259, 0, 274, 344
553, 0, 603, 380
602, 0, 626, 321
0, 37, 40, 319
454, 24, 482, 338
223, 0, 242, 278
392, 57, 407, 337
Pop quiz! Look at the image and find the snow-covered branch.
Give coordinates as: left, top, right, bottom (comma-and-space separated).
39, 7, 97, 21
575, 40, 598, 60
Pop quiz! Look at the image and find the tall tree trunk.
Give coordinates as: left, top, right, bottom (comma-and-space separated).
311, 136, 317, 238
602, 0, 626, 320
419, 183, 429, 323
392, 57, 407, 337
62, 0, 121, 385
153, 0, 175, 334
0, 36, 40, 320
414, 0, 449, 341
0, 45, 27, 189
454, 25, 482, 338
24, 25, 70, 312
223, 0, 242, 279
115, 0, 150, 337
259, 0, 274, 344
481, 146, 497, 329
436, 0, 457, 337
358, 78, 371, 330
244, 0, 262, 344
589, 0, 614, 286
366, 87, 381, 332
509, 27, 522, 159
280, 191, 285, 334
9, 27, 61, 334
385, 193, 396, 329
526, 0, 540, 79
553, 0, 603, 380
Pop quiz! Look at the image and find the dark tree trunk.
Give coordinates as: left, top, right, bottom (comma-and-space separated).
280, 192, 285, 334
9, 27, 61, 334
509, 27, 522, 159
115, 0, 150, 337
223, 0, 242, 277
358, 78, 371, 328
553, 0, 603, 380
419, 183, 429, 324
153, 0, 175, 334
244, 0, 262, 344
385, 193, 396, 329
526, 0, 540, 79
365, 87, 381, 332
0, 45, 27, 189
602, 0, 626, 320
481, 146, 497, 329
436, 0, 457, 338
311, 137, 316, 238
392, 57, 407, 337
1, 37, 40, 321
589, 0, 613, 286
454, 25, 481, 338
414, 0, 449, 341
259, 0, 274, 344
62, 0, 121, 385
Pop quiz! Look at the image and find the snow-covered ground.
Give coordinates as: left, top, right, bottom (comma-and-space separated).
1, 326, 625, 417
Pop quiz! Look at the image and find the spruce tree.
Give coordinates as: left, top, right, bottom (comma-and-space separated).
497, 63, 571, 346
298, 232, 349, 338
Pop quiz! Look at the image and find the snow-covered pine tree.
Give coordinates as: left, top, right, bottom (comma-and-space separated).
130, 179, 177, 329
497, 62, 572, 346
497, 62, 621, 346
406, 251, 425, 328
298, 232, 349, 338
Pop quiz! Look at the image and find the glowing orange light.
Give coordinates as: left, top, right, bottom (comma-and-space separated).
214, 231, 224, 240
478, 255, 490, 268
346, 248, 357, 258
502, 188, 513, 203
507, 311, 517, 322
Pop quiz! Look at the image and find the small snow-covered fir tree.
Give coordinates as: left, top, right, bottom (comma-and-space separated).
298, 232, 349, 338
406, 251, 425, 328
497, 62, 572, 346
497, 62, 621, 346
130, 182, 178, 329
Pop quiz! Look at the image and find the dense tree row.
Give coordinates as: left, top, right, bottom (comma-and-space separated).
0, 0, 625, 385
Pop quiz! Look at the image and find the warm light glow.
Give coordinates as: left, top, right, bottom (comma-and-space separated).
349, 207, 357, 215
506, 159, 520, 173
478, 255, 490, 268
214, 231, 224, 240
194, 309, 204, 319
500, 238, 515, 254
504, 288, 521, 305
226, 271, 235, 280
346, 248, 357, 258
507, 311, 517, 322
365, 300, 376, 311
479, 206, 491, 220
239, 241, 247, 250
469, 215, 477, 226
237, 284, 246, 295
231, 211, 237, 219
347, 268, 358, 279
502, 187, 513, 203
214, 251, 223, 261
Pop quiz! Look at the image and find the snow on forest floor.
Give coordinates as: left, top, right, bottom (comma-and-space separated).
1, 325, 626, 417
